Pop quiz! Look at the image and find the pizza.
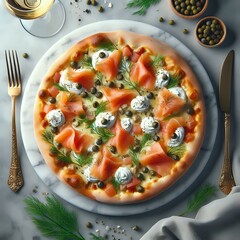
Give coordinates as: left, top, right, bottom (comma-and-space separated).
34, 31, 205, 203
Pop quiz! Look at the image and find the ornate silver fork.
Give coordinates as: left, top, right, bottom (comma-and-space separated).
5, 50, 24, 192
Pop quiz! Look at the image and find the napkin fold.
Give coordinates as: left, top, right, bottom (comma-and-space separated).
141, 186, 240, 240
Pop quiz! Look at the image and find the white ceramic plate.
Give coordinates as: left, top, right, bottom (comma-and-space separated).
21, 20, 218, 216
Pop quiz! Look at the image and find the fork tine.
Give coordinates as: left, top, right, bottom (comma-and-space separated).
5, 50, 12, 87
12, 50, 22, 87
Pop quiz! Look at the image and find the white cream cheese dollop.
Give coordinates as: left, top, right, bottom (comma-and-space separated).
92, 50, 112, 69
59, 68, 84, 94
46, 109, 65, 127
115, 167, 132, 185
168, 87, 187, 101
168, 127, 185, 147
141, 117, 160, 134
155, 69, 170, 88
120, 118, 133, 132
95, 112, 116, 128
131, 96, 150, 112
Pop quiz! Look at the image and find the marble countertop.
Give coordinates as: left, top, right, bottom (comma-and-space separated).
0, 1, 240, 239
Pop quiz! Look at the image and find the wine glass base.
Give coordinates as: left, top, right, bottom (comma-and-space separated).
20, 0, 65, 38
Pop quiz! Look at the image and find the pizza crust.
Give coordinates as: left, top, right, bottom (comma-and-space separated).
34, 31, 206, 204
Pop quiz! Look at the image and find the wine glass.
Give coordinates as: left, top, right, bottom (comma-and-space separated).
3, 0, 66, 38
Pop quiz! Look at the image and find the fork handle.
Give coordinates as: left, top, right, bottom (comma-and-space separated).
7, 96, 24, 192
219, 113, 235, 194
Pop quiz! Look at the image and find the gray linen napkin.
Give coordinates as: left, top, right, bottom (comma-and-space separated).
141, 186, 240, 240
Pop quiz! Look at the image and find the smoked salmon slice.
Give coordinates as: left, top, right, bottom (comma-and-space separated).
110, 120, 134, 155
57, 91, 85, 118
140, 141, 173, 166
95, 50, 122, 80
90, 148, 122, 181
68, 68, 95, 91
102, 87, 137, 112
130, 53, 156, 90
55, 125, 94, 153
154, 88, 186, 119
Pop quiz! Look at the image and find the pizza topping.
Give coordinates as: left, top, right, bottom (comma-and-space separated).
141, 117, 160, 134
115, 167, 132, 185
83, 166, 99, 183
59, 69, 88, 94
168, 127, 185, 147
131, 96, 150, 112
95, 112, 116, 128
46, 109, 65, 127
92, 50, 112, 69
120, 117, 133, 132
168, 87, 187, 101
155, 69, 170, 89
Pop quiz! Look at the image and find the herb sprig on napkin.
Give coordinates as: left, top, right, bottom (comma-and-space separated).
126, 0, 162, 15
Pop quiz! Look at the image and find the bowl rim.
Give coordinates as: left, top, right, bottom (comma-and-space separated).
194, 16, 227, 48
169, 0, 209, 19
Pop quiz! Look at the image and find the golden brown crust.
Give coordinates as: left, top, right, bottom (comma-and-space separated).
34, 31, 205, 204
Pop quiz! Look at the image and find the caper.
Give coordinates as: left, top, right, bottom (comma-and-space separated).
22, 52, 29, 58
99, 51, 106, 58
70, 61, 77, 68
126, 110, 133, 117
142, 167, 149, 173
90, 87, 97, 94
172, 154, 180, 161
51, 127, 58, 134
49, 97, 56, 104
101, 118, 108, 125
98, 5, 104, 12
182, 28, 189, 34
110, 145, 117, 154
95, 80, 101, 86
169, 20, 175, 25
96, 138, 103, 145
118, 83, 124, 89
81, 91, 89, 98
172, 133, 178, 139
133, 145, 141, 152
137, 173, 145, 181
147, 92, 154, 99
76, 83, 82, 89
92, 145, 99, 152
159, 17, 164, 22
153, 135, 160, 142
152, 121, 159, 129
95, 91, 103, 98
97, 181, 105, 188
86, 0, 91, 5
132, 225, 140, 231
108, 82, 116, 88
86, 222, 93, 228
116, 73, 124, 80
149, 170, 156, 176
136, 185, 144, 193
93, 101, 99, 108
91, 0, 98, 6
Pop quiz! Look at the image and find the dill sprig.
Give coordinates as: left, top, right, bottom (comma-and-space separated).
96, 71, 104, 84
97, 41, 117, 51
53, 82, 68, 92
126, 0, 161, 15
111, 177, 121, 192
151, 54, 164, 69
95, 101, 108, 116
24, 195, 105, 240
130, 134, 152, 167
42, 129, 54, 144
24, 196, 85, 240
73, 153, 93, 167
120, 57, 141, 94
179, 184, 217, 216
167, 73, 182, 88
168, 144, 186, 159
50, 146, 72, 164
91, 123, 115, 143
78, 54, 93, 69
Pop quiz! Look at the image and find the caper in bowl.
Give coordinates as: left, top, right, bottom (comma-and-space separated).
195, 16, 226, 47
170, 0, 208, 19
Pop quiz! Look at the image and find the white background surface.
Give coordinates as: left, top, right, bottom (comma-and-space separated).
0, 1, 240, 239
